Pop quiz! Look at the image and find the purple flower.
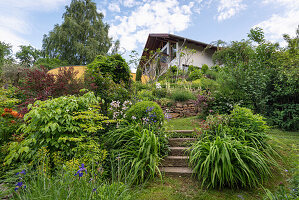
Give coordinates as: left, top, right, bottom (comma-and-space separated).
16, 170, 26, 176
15, 182, 26, 191
75, 164, 87, 177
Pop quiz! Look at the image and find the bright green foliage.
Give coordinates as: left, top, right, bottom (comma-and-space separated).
105, 124, 164, 185
201, 64, 209, 74
15, 45, 41, 67
189, 106, 276, 188
137, 90, 155, 101
34, 56, 69, 70
189, 135, 272, 189
42, 0, 111, 65
125, 101, 164, 127
87, 54, 131, 87
170, 88, 196, 102
4, 92, 112, 166
11, 170, 131, 200
152, 88, 168, 99
188, 69, 202, 81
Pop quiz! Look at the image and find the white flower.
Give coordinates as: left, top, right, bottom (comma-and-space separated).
132, 116, 136, 120
156, 82, 161, 89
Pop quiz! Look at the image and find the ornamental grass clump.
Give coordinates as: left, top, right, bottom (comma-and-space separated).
105, 124, 165, 185
189, 106, 277, 189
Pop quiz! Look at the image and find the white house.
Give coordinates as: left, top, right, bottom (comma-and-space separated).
139, 33, 217, 79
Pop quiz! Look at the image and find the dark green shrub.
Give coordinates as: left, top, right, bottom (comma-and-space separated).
170, 89, 196, 102
88, 54, 131, 87
105, 124, 165, 185
135, 65, 142, 82
201, 64, 209, 74
189, 134, 272, 189
125, 101, 164, 127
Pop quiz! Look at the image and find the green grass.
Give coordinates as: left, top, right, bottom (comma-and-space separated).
136, 115, 299, 200
165, 116, 200, 130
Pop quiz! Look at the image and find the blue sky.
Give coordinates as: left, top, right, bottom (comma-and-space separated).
0, 0, 298, 63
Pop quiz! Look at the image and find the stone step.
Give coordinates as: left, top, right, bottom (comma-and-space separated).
159, 167, 193, 176
169, 147, 190, 156
162, 156, 189, 167
168, 138, 196, 147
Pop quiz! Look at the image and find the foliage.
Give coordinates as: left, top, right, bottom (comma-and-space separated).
87, 54, 131, 87
135, 65, 142, 81
0, 63, 28, 86
7, 168, 131, 200
189, 134, 272, 189
42, 0, 111, 65
105, 124, 164, 185
190, 106, 276, 188
137, 90, 155, 101
0, 41, 13, 67
170, 88, 196, 102
125, 101, 164, 127
196, 91, 214, 118
152, 87, 168, 99
34, 56, 69, 70
211, 27, 298, 130
15, 45, 41, 67
201, 64, 209, 74
4, 92, 112, 168
188, 69, 202, 81
17, 67, 84, 114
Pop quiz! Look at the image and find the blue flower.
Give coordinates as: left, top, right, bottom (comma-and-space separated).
75, 164, 87, 177
16, 170, 26, 176
15, 182, 26, 191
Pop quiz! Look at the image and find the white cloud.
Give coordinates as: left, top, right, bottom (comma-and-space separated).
108, 3, 121, 12
122, 0, 138, 7
255, 10, 299, 43
110, 0, 194, 51
0, 29, 30, 53
217, 0, 246, 21
255, 0, 299, 45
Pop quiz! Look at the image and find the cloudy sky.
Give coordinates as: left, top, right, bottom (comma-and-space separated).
1, 0, 298, 58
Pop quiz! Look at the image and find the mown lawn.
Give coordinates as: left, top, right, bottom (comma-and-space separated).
133, 117, 299, 200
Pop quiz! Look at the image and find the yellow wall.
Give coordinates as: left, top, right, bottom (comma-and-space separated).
48, 66, 149, 83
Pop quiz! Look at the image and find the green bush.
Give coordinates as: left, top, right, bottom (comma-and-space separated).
137, 90, 155, 101
189, 134, 272, 189
4, 92, 111, 167
201, 64, 209, 74
105, 124, 165, 185
125, 101, 164, 127
170, 89, 196, 102
152, 88, 168, 99
200, 78, 219, 91
188, 69, 202, 81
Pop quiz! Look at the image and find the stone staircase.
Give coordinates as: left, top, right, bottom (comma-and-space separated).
160, 130, 196, 176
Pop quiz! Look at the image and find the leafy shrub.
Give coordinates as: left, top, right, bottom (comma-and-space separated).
87, 54, 131, 88
188, 69, 202, 81
196, 91, 214, 118
200, 77, 219, 91
4, 92, 111, 168
105, 124, 165, 185
189, 134, 272, 188
125, 101, 164, 127
137, 90, 155, 101
34, 56, 69, 70
201, 64, 209, 74
191, 79, 202, 89
17, 67, 84, 114
170, 88, 196, 102
152, 88, 168, 99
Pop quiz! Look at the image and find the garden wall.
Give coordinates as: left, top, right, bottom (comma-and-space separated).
158, 100, 198, 119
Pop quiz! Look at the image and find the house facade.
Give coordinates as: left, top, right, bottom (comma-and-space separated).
139, 33, 217, 79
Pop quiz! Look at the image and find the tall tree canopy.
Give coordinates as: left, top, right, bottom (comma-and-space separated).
16, 45, 41, 67
42, 0, 111, 65
0, 41, 12, 66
